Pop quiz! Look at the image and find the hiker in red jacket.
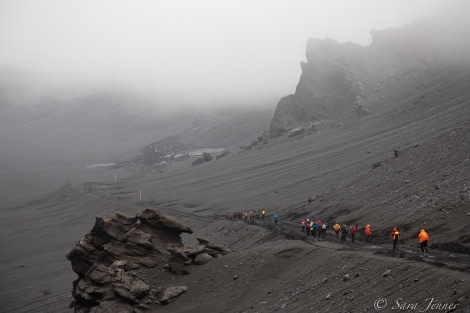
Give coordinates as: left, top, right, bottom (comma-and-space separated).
300, 219, 306, 232
350, 225, 357, 243
364, 224, 372, 243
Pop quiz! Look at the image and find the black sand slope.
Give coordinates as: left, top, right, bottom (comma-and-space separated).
1, 74, 469, 312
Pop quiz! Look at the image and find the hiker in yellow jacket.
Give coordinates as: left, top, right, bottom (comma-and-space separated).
392, 227, 400, 250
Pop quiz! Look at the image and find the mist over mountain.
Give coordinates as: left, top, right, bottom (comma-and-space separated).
269, 4, 470, 137
1, 2, 470, 313
0, 70, 271, 166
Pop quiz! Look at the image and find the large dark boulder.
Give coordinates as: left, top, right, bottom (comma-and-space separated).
202, 152, 213, 162
66, 209, 230, 312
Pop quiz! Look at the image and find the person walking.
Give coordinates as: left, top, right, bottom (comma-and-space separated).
364, 224, 372, 243
305, 219, 311, 236
300, 219, 306, 232
334, 222, 341, 239
419, 228, 429, 254
392, 227, 400, 250
321, 222, 328, 238
312, 221, 318, 238
341, 225, 348, 243
273, 213, 279, 226
316, 219, 323, 237
350, 224, 357, 243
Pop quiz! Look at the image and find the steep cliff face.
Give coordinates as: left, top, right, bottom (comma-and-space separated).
269, 39, 364, 137
269, 8, 470, 138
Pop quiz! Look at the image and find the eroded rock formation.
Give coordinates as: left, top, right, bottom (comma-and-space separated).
269, 10, 470, 138
66, 208, 230, 313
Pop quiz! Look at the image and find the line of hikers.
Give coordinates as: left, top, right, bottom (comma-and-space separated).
300, 219, 352, 241
225, 210, 282, 227
226, 210, 266, 221
301, 219, 430, 254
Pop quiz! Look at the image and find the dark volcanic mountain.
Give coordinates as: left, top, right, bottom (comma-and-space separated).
269, 7, 470, 137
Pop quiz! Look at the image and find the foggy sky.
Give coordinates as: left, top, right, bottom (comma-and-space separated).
0, 0, 448, 105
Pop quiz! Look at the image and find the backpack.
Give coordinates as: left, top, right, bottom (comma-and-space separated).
334, 224, 340, 231
393, 231, 400, 240
322, 224, 327, 230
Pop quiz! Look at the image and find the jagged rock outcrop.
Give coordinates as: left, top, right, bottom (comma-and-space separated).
215, 150, 229, 160
66, 209, 231, 313
269, 39, 364, 137
239, 135, 268, 152
191, 157, 205, 166
202, 151, 212, 162
191, 152, 215, 166
269, 8, 470, 138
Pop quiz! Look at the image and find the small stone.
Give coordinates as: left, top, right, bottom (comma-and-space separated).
343, 274, 350, 281
382, 270, 392, 277
233, 275, 239, 280
326, 293, 333, 299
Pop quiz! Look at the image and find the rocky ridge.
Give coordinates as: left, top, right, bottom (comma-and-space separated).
269, 8, 470, 138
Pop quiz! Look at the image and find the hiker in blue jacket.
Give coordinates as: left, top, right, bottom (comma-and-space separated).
273, 213, 279, 225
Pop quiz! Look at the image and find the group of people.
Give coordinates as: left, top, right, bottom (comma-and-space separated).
226, 210, 266, 221
300, 219, 329, 238
226, 212, 430, 254
391, 227, 429, 254
301, 220, 364, 243
301, 220, 430, 254
225, 210, 283, 227
330, 223, 362, 243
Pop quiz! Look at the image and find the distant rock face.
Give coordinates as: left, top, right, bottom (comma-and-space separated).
269, 13, 470, 138
269, 39, 363, 137
66, 209, 230, 313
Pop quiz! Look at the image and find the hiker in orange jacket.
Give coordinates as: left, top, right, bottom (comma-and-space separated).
419, 229, 429, 253
334, 222, 341, 239
364, 224, 372, 243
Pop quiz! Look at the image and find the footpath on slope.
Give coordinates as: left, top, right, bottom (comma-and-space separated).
86, 181, 470, 274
